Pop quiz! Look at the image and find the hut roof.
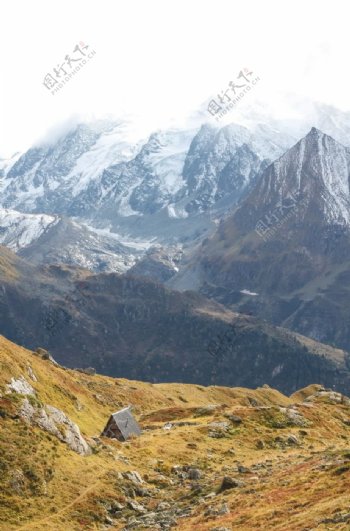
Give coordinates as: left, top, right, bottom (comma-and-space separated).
110, 406, 141, 439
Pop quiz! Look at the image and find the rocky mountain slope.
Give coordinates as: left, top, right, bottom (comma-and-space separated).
1, 246, 350, 394
3, 101, 350, 276
0, 119, 291, 275
171, 128, 350, 353
0, 209, 145, 273
0, 122, 282, 224
1, 335, 350, 530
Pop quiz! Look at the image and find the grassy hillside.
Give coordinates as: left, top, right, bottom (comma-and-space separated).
1, 335, 350, 530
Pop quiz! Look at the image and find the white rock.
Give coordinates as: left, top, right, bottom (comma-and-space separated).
20, 399, 90, 455
27, 366, 38, 382
7, 376, 35, 395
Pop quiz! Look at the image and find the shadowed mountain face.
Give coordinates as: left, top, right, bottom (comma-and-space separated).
1, 246, 350, 395
171, 129, 350, 351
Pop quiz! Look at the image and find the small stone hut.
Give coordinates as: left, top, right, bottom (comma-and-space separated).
101, 406, 142, 441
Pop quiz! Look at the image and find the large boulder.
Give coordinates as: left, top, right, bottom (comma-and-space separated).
20, 398, 90, 455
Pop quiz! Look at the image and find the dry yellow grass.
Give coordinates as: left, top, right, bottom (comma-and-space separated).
1, 335, 350, 530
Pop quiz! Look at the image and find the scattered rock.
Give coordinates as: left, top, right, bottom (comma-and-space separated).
321, 512, 350, 524
224, 414, 242, 424
205, 503, 230, 516
226, 448, 236, 455
108, 501, 125, 513
280, 407, 308, 427
208, 430, 226, 439
218, 503, 230, 515
26, 366, 37, 382
6, 376, 35, 396
305, 389, 345, 404
34, 348, 59, 365
127, 500, 147, 513
237, 464, 251, 474
134, 486, 152, 497
287, 434, 299, 445
74, 398, 84, 411
188, 468, 202, 480
208, 421, 230, 429
218, 476, 245, 493
157, 501, 171, 510
123, 471, 144, 484
35, 347, 49, 357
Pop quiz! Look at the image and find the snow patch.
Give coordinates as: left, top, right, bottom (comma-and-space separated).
240, 289, 259, 296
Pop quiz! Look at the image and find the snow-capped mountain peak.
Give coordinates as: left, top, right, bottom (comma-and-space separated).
239, 128, 350, 228
4, 104, 350, 277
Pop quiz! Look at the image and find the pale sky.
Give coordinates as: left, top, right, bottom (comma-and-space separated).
1, 0, 350, 157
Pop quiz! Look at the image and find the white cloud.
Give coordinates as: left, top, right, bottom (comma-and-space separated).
1, 0, 350, 156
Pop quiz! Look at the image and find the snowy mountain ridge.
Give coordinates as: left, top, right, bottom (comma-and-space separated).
3, 99, 350, 274
242, 127, 350, 228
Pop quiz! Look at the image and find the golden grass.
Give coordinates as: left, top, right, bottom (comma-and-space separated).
1, 335, 350, 530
